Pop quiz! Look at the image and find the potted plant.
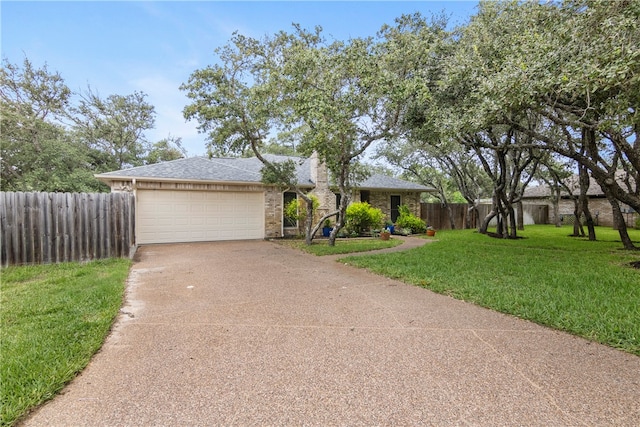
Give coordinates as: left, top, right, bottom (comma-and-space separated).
322, 219, 333, 237
380, 228, 391, 241
426, 226, 436, 237
384, 219, 395, 234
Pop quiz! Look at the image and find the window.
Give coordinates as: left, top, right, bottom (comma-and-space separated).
335, 193, 342, 209
390, 195, 401, 222
283, 192, 297, 227
360, 190, 370, 204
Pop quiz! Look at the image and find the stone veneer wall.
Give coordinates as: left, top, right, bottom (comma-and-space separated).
524, 197, 637, 228
310, 191, 337, 225
308, 153, 336, 225
264, 187, 283, 238
282, 190, 424, 237
364, 191, 422, 221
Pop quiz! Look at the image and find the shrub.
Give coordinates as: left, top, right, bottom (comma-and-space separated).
284, 195, 319, 226
345, 202, 384, 234
284, 199, 298, 225
395, 204, 427, 233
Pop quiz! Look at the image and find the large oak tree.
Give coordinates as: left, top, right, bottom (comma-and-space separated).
182, 25, 408, 245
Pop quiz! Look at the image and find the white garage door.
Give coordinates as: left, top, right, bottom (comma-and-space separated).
136, 190, 265, 244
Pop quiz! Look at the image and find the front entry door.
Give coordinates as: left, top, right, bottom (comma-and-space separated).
390, 195, 401, 223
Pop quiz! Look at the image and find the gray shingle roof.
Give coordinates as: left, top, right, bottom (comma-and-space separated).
357, 174, 430, 191
95, 157, 260, 182
523, 172, 634, 199
95, 155, 432, 191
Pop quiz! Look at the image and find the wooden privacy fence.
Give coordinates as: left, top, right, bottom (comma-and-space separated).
420, 203, 470, 230
421, 203, 549, 230
1, 192, 135, 267
476, 204, 549, 227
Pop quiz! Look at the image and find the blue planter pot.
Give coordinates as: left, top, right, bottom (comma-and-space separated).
322, 227, 332, 237
387, 225, 395, 234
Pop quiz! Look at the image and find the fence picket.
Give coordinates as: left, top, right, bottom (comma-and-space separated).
420, 203, 549, 230
0, 192, 135, 267
0, 193, 8, 265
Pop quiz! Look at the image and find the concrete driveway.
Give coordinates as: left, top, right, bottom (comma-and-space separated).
23, 239, 640, 426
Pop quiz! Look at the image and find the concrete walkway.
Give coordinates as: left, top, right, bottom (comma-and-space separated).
23, 238, 640, 426
321, 234, 435, 261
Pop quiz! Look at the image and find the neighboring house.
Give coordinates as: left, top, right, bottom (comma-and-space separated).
95, 153, 433, 244
522, 174, 637, 228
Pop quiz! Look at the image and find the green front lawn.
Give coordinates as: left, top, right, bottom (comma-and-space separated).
277, 237, 403, 256
341, 225, 640, 355
0, 258, 131, 426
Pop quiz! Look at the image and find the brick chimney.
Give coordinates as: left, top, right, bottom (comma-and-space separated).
309, 151, 335, 221
310, 151, 328, 190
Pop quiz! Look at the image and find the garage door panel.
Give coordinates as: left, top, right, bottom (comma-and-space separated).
173, 217, 189, 226
137, 190, 264, 244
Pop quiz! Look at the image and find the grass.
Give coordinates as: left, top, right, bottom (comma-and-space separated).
341, 225, 640, 355
1, 228, 637, 425
0, 258, 131, 427
276, 236, 403, 256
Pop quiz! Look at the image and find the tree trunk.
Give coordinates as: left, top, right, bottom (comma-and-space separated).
479, 209, 496, 234
508, 205, 518, 238
310, 211, 340, 243
516, 201, 524, 231
572, 198, 585, 237
479, 196, 498, 234
303, 197, 315, 246
446, 202, 456, 230
607, 191, 637, 250
496, 213, 504, 236
578, 163, 596, 241
328, 190, 350, 247
466, 204, 476, 229
495, 195, 510, 238
584, 208, 596, 241
552, 187, 561, 227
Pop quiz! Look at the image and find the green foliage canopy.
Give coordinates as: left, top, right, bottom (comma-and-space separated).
1, 58, 185, 192
0, 58, 106, 192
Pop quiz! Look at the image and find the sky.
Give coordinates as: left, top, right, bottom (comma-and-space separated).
2, 1, 479, 157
